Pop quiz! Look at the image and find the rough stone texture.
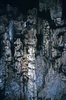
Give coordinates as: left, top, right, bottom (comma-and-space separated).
0, 1, 66, 100
38, 68, 66, 100
39, 0, 63, 26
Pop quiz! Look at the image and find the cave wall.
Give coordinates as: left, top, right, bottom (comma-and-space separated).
0, 0, 66, 100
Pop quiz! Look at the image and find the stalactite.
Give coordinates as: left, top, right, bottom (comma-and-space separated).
9, 20, 14, 57
9, 20, 14, 42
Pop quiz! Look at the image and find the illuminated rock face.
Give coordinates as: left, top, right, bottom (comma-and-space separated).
27, 32, 37, 100
25, 9, 37, 100
0, 1, 66, 100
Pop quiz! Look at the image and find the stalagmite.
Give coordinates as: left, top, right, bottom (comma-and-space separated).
9, 20, 14, 42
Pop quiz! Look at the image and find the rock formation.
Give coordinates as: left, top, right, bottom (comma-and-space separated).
0, 0, 66, 100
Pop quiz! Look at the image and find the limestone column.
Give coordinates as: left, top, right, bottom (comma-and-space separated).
21, 30, 29, 99
4, 32, 12, 79
27, 28, 37, 100
14, 38, 23, 74
14, 38, 23, 99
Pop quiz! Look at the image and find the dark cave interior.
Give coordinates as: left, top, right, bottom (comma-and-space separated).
0, 0, 66, 18
0, 0, 39, 14
62, 0, 66, 19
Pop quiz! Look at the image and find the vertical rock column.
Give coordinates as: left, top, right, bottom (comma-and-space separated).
22, 30, 29, 99
14, 38, 23, 99
42, 20, 50, 69
4, 32, 12, 79
14, 38, 23, 74
27, 27, 37, 100
22, 46, 28, 99
4, 32, 12, 98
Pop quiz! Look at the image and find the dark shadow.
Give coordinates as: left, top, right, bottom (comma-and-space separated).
61, 94, 66, 100
0, 36, 4, 59
0, 0, 39, 15
62, 0, 66, 19
36, 33, 43, 51
0, 88, 5, 100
